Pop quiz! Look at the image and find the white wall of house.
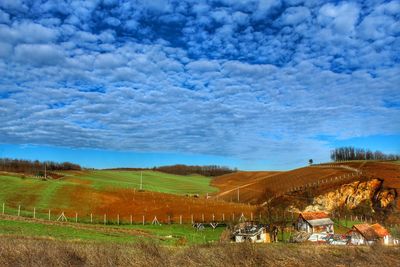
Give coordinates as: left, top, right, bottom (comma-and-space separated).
234, 230, 268, 243
235, 236, 244, 243
350, 233, 366, 245
255, 232, 267, 243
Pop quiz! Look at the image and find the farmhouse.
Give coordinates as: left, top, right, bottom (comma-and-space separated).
232, 222, 269, 243
297, 212, 334, 234
349, 223, 393, 245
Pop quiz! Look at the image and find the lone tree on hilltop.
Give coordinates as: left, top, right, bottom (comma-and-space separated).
308, 159, 313, 165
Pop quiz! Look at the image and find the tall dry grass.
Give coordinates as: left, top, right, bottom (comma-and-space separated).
0, 236, 399, 267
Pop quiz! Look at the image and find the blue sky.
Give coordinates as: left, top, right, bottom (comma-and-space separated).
0, 0, 399, 170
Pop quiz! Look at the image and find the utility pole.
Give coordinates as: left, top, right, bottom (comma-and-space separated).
44, 163, 47, 179
140, 171, 143, 190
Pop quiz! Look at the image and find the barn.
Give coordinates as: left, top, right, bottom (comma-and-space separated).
297, 212, 334, 234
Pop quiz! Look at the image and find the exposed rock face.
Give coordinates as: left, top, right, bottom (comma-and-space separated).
305, 179, 396, 212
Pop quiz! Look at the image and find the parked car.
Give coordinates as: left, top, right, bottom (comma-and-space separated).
308, 233, 328, 242
324, 234, 350, 245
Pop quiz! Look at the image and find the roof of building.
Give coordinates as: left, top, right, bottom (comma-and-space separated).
352, 224, 379, 241
300, 212, 330, 221
371, 223, 389, 238
307, 218, 334, 227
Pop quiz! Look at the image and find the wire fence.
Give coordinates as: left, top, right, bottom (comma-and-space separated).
0, 202, 263, 226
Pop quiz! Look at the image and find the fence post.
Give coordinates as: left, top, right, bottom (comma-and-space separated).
2, 203, 4, 215
33, 207, 36, 219
48, 209, 51, 220
142, 215, 145, 225
130, 214, 133, 225
191, 214, 194, 224
75, 212, 78, 223
180, 215, 182, 225
117, 214, 119, 225
202, 213, 204, 222
90, 213, 93, 223
104, 214, 106, 225
18, 205, 20, 216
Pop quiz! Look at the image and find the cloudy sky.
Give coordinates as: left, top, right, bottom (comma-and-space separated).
0, 0, 399, 170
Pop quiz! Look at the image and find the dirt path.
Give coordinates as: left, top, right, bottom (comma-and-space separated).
214, 172, 282, 197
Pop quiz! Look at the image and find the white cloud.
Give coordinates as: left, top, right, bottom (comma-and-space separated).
358, 14, 397, 40
186, 60, 220, 73
14, 44, 64, 66
254, 0, 282, 19
318, 2, 360, 35
0, 9, 10, 23
0, 0, 399, 167
94, 53, 126, 69
279, 6, 310, 25
0, 42, 12, 58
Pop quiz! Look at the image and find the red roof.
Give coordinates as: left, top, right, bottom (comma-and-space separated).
371, 224, 389, 238
352, 223, 390, 240
300, 212, 330, 221
353, 224, 378, 241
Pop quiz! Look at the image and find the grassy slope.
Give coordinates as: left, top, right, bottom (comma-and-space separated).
0, 170, 218, 214
71, 170, 217, 194
0, 216, 223, 245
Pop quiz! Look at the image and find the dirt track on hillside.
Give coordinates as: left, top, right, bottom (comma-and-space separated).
211, 166, 353, 204
211, 161, 400, 208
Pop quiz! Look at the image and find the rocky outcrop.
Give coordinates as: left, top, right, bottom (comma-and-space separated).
305, 179, 396, 212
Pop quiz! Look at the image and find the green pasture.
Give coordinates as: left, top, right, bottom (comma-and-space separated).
69, 170, 218, 194
0, 218, 224, 245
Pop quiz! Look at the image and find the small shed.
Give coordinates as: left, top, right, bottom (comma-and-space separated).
350, 223, 392, 245
233, 222, 269, 243
297, 212, 334, 234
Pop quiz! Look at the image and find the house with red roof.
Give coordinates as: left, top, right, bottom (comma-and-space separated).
349, 223, 393, 245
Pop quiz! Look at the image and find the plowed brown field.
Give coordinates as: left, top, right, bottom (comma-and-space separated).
212, 166, 352, 204
212, 161, 400, 206
46, 186, 256, 224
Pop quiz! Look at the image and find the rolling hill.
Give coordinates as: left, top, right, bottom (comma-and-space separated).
0, 170, 255, 223
212, 161, 400, 212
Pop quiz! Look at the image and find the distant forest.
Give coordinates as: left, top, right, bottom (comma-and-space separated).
153, 164, 237, 177
330, 147, 400, 162
0, 158, 81, 176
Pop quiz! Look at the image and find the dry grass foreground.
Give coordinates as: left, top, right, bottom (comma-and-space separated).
1, 236, 399, 267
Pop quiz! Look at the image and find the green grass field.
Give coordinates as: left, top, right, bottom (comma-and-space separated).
69, 170, 218, 194
0, 170, 218, 214
0, 217, 224, 245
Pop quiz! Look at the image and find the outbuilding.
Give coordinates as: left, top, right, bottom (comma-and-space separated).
233, 222, 269, 243
297, 212, 334, 234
